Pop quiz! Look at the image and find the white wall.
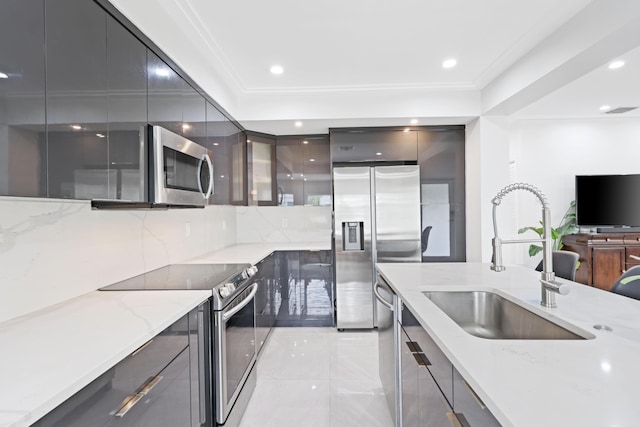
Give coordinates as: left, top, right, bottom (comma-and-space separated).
466, 117, 512, 262
0, 197, 236, 323
509, 117, 640, 266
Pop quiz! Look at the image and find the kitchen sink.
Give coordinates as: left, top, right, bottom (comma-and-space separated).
423, 291, 593, 340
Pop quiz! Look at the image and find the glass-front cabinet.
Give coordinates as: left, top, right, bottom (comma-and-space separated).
246, 131, 276, 206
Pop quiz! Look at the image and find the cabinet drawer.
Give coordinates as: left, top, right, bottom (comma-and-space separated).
623, 235, 640, 245
103, 348, 191, 427
626, 247, 640, 265
34, 315, 189, 427
453, 368, 501, 427
401, 305, 453, 407
114, 315, 188, 395
591, 234, 624, 244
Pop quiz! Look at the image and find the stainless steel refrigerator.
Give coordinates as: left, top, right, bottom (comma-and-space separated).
333, 165, 421, 329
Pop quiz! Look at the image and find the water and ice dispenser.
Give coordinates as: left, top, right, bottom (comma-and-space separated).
342, 221, 364, 251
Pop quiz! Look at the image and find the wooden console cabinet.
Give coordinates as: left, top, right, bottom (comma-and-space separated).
562, 233, 640, 291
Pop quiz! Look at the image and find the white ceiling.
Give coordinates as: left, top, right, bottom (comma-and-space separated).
109, 0, 640, 133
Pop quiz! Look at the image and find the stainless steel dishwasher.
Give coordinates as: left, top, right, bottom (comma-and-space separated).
374, 274, 400, 427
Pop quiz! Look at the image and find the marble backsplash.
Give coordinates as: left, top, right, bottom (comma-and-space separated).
235, 206, 332, 244
0, 197, 236, 323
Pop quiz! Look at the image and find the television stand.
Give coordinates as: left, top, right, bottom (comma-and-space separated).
563, 232, 640, 291
596, 226, 640, 233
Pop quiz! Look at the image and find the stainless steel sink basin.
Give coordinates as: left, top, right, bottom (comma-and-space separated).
423, 291, 592, 340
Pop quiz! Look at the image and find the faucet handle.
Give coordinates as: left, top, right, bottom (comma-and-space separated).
541, 279, 570, 295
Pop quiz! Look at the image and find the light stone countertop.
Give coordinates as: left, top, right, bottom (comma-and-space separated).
376, 262, 640, 427
0, 290, 210, 427
187, 241, 331, 265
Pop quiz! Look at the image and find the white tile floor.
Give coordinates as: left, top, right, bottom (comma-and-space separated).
239, 327, 394, 427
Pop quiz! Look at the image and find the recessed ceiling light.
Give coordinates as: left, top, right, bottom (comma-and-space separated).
403, 128, 410, 132
71, 125, 82, 130
600, 105, 611, 111
96, 133, 105, 138
295, 122, 303, 128
220, 175, 225, 178
182, 124, 191, 130
155, 68, 170, 77
309, 158, 315, 162
302, 140, 308, 144
213, 142, 219, 146
270, 65, 284, 75
608, 60, 625, 70
410, 119, 418, 125
442, 58, 457, 69
376, 152, 382, 156
0, 72, 8, 79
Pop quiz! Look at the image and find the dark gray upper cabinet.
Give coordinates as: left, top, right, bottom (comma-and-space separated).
182, 82, 206, 138
276, 136, 304, 205
106, 15, 147, 201
417, 127, 466, 262
330, 129, 418, 163
276, 135, 330, 206
2, 0, 240, 205
204, 102, 231, 205
147, 50, 184, 136
45, 0, 109, 199
0, 0, 47, 197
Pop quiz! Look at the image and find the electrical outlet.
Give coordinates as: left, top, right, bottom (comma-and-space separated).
281, 218, 288, 228
185, 222, 191, 237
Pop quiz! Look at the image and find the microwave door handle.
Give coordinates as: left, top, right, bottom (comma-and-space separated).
222, 283, 258, 322
197, 154, 214, 199
204, 153, 214, 198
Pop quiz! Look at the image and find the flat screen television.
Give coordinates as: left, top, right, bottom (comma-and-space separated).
575, 174, 640, 229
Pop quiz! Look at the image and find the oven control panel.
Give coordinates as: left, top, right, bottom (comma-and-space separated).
216, 265, 258, 299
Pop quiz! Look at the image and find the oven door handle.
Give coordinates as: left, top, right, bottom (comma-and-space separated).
222, 283, 258, 321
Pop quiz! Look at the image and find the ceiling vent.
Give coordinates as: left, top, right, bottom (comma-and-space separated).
605, 107, 638, 114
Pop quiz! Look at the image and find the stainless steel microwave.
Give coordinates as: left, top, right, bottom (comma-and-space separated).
150, 125, 214, 207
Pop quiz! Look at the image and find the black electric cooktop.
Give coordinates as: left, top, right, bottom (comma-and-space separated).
101, 263, 251, 291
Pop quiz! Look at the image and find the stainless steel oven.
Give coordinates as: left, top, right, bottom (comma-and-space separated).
150, 125, 214, 207
213, 280, 258, 425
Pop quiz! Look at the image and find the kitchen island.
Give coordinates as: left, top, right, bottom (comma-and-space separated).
376, 262, 640, 427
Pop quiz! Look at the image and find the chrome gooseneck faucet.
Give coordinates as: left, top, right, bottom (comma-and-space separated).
490, 183, 569, 308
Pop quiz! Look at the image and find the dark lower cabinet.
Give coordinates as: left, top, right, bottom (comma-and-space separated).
103, 348, 191, 427
254, 253, 277, 353
453, 368, 501, 427
400, 301, 501, 427
400, 326, 453, 427
34, 304, 207, 427
275, 250, 334, 327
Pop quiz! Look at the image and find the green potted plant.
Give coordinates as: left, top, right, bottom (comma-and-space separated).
518, 200, 579, 257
